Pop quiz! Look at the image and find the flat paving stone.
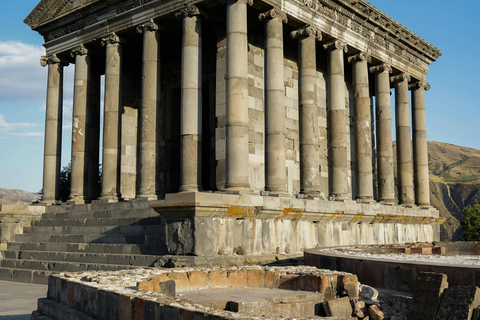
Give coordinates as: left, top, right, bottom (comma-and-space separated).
0, 280, 47, 319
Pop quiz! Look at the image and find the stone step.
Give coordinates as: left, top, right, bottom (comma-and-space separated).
22, 224, 164, 235
36, 298, 96, 320
6, 241, 167, 255
0, 266, 53, 284
0, 258, 140, 274
14, 233, 163, 244
43, 200, 154, 215
3, 250, 164, 266
32, 216, 164, 227
40, 207, 159, 220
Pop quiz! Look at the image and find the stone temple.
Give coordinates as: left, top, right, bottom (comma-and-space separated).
5, 0, 444, 281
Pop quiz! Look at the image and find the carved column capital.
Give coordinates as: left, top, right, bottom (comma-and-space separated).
348, 52, 371, 63
175, 5, 208, 19
290, 25, 322, 41
259, 8, 288, 23
70, 45, 89, 58
101, 33, 121, 46
40, 54, 68, 67
136, 19, 159, 33
323, 40, 348, 53
409, 81, 431, 91
391, 73, 411, 84
369, 63, 392, 74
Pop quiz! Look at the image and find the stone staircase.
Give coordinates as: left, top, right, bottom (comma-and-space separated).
0, 201, 170, 284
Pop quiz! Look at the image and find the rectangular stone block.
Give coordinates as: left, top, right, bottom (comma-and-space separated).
133, 297, 145, 320
227, 270, 247, 288
436, 286, 480, 320
188, 271, 209, 290
265, 271, 280, 288
209, 270, 228, 288
230, 300, 272, 316
118, 294, 134, 320
433, 246, 446, 254
279, 274, 299, 290
168, 272, 190, 291
337, 274, 359, 299
411, 247, 432, 254
410, 272, 448, 320
247, 269, 265, 287
318, 275, 338, 301
324, 296, 352, 318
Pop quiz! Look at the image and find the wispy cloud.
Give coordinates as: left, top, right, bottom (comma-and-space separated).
0, 114, 41, 137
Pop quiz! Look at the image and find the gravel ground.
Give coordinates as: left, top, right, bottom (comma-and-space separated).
320, 248, 480, 267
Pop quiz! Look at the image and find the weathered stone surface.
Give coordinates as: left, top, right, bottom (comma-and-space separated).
409, 272, 448, 320
436, 286, 480, 320
354, 300, 367, 318
324, 296, 352, 318
360, 284, 378, 301
369, 304, 384, 320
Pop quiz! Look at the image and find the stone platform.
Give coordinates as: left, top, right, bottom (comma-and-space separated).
0, 192, 441, 284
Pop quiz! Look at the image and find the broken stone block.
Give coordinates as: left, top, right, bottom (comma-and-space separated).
369, 304, 384, 320
318, 274, 338, 300
323, 296, 352, 318
473, 307, 480, 320
354, 300, 367, 318
338, 274, 359, 299
229, 300, 272, 316
435, 286, 480, 320
359, 284, 378, 301
409, 272, 448, 320
432, 246, 445, 254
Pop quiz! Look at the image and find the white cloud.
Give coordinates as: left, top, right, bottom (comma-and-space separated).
0, 114, 41, 137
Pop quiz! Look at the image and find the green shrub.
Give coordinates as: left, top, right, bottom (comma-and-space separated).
461, 205, 480, 241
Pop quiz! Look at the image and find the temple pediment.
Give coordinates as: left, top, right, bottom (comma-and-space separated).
24, 0, 101, 28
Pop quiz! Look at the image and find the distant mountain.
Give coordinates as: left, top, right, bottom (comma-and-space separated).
394, 141, 480, 241
0, 188, 40, 205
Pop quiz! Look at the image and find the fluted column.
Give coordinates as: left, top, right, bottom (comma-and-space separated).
40, 54, 66, 204
392, 73, 414, 205
136, 20, 160, 199
410, 81, 431, 207
260, 8, 287, 195
370, 64, 395, 203
349, 52, 373, 201
291, 26, 322, 197
176, 6, 203, 192
69, 45, 91, 203
324, 41, 348, 200
99, 33, 122, 201
225, 0, 252, 191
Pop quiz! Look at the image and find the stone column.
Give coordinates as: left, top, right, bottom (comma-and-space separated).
370, 64, 395, 203
392, 73, 414, 205
324, 41, 348, 200
99, 33, 122, 201
291, 26, 322, 197
176, 6, 203, 192
69, 45, 91, 203
40, 54, 66, 204
410, 81, 431, 207
87, 71, 101, 201
260, 8, 287, 195
136, 20, 160, 199
225, 0, 252, 191
349, 53, 373, 201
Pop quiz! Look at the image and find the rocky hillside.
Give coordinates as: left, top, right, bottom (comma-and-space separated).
0, 188, 40, 205
394, 141, 480, 240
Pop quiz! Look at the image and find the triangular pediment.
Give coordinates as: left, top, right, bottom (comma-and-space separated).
24, 0, 100, 28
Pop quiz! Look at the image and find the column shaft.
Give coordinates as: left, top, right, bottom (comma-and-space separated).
292, 27, 321, 196
87, 71, 101, 200
411, 81, 431, 206
371, 64, 395, 203
225, 0, 251, 191
41, 55, 65, 203
393, 74, 414, 205
262, 9, 287, 194
100, 34, 122, 201
137, 21, 160, 198
350, 53, 373, 201
70, 46, 91, 202
325, 41, 348, 200
178, 8, 202, 192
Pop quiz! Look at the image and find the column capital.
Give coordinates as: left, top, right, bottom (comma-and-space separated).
369, 63, 392, 74
70, 45, 89, 58
409, 81, 431, 91
390, 73, 411, 84
136, 19, 160, 33
101, 33, 121, 46
290, 25, 322, 41
323, 40, 348, 53
348, 52, 371, 63
175, 5, 208, 19
227, 0, 253, 6
259, 8, 288, 23
40, 54, 68, 67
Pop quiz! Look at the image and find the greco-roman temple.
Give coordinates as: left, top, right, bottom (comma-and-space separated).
18, 0, 444, 269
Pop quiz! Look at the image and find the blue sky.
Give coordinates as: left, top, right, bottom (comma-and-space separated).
0, 0, 479, 192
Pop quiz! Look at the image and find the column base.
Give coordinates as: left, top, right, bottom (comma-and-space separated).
98, 194, 123, 203
379, 198, 397, 205
179, 185, 203, 193
136, 194, 158, 201
355, 197, 375, 204
40, 198, 61, 205
329, 193, 350, 201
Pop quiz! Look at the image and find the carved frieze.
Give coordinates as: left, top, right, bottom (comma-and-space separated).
290, 26, 322, 41
259, 8, 288, 23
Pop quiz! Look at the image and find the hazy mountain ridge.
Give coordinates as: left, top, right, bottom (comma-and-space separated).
0, 188, 40, 205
